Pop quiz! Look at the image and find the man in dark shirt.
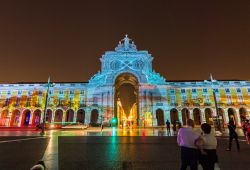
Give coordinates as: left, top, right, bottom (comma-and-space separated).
226, 120, 240, 151
166, 119, 171, 136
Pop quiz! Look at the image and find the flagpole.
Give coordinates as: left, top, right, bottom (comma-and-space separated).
41, 77, 50, 135
210, 74, 221, 132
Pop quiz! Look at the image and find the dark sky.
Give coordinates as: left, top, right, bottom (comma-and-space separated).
0, 0, 250, 83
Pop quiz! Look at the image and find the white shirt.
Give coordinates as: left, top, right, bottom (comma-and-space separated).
202, 133, 217, 150
177, 127, 200, 149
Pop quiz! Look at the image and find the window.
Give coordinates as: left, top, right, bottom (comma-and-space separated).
192, 89, 197, 93
182, 95, 187, 101
70, 90, 74, 95
170, 89, 175, 95
238, 95, 243, 103
93, 97, 97, 103
213, 88, 219, 93
203, 89, 208, 93
81, 90, 84, 94
181, 89, 185, 94
227, 95, 232, 104
205, 95, 210, 103
237, 88, 241, 93
225, 88, 230, 93
170, 96, 176, 105
59, 90, 63, 95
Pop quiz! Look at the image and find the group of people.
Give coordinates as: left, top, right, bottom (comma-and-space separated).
166, 119, 182, 136
177, 118, 247, 170
177, 119, 218, 170
241, 118, 250, 145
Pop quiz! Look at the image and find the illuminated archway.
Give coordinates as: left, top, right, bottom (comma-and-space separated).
170, 108, 179, 124
239, 107, 247, 121
22, 109, 31, 126
11, 109, 21, 126
0, 109, 9, 126
114, 73, 139, 128
193, 108, 201, 125
76, 109, 85, 124
218, 108, 225, 125
90, 109, 99, 124
32, 109, 41, 126
66, 109, 74, 122
204, 108, 213, 125
156, 109, 164, 126
46, 109, 52, 123
181, 108, 190, 125
54, 109, 63, 123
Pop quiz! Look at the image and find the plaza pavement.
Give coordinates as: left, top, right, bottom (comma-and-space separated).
0, 127, 249, 170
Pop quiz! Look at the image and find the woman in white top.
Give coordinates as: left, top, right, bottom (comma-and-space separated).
199, 123, 218, 170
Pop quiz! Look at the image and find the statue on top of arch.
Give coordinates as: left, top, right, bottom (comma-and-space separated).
115, 34, 137, 52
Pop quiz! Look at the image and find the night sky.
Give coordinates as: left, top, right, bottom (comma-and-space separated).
0, 0, 250, 83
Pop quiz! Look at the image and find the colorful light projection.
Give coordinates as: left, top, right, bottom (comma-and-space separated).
0, 35, 250, 128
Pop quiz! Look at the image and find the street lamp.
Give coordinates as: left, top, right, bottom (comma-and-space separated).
40, 77, 54, 135
209, 74, 221, 132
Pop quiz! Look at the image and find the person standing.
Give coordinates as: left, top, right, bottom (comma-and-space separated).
177, 121, 182, 131
226, 120, 240, 151
199, 123, 218, 170
166, 119, 171, 136
177, 119, 200, 170
173, 120, 177, 135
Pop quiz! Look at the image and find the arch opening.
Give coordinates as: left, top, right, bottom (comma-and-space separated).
77, 109, 85, 124
193, 108, 201, 125
114, 73, 139, 128
204, 108, 213, 125
32, 109, 41, 126
239, 107, 247, 121
66, 109, 74, 122
11, 109, 21, 127
181, 108, 190, 125
54, 109, 63, 123
90, 109, 99, 125
156, 109, 164, 126
22, 109, 31, 126
170, 108, 179, 124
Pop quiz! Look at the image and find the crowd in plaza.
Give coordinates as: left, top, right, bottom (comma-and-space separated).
176, 117, 250, 170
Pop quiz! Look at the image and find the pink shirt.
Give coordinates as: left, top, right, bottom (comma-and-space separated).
177, 127, 200, 149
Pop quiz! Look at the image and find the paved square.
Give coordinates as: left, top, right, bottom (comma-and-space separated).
59, 136, 250, 170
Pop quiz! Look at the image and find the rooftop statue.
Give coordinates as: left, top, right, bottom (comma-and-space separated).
115, 34, 137, 52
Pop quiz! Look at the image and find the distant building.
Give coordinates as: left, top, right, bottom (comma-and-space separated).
0, 35, 249, 128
